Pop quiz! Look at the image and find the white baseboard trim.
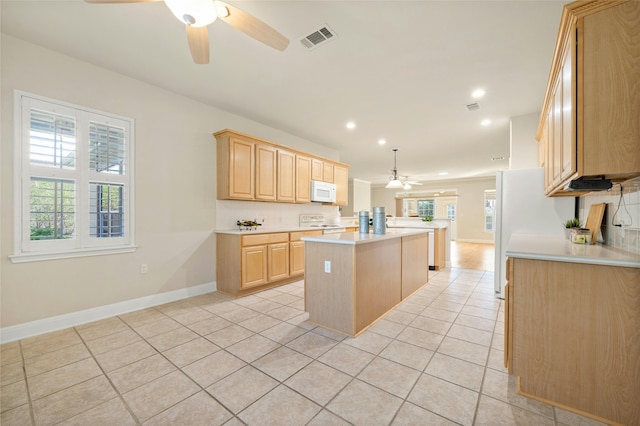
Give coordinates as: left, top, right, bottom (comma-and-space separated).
455, 239, 495, 244
0, 281, 217, 344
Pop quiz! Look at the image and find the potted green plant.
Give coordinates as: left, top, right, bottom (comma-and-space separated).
564, 218, 581, 239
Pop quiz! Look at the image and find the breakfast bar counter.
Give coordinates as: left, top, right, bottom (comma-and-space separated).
302, 229, 429, 336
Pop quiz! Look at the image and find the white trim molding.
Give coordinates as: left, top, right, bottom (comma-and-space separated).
0, 281, 216, 344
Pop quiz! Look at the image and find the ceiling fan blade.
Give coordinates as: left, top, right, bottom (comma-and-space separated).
216, 1, 289, 51
85, 0, 160, 3
186, 25, 210, 64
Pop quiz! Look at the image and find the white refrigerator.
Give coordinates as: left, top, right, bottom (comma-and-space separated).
493, 168, 574, 298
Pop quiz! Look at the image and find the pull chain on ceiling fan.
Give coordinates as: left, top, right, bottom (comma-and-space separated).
85, 0, 289, 64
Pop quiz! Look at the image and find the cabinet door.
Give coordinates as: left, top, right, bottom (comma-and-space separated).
277, 149, 295, 203
311, 158, 323, 181
295, 155, 311, 203
228, 137, 255, 200
551, 79, 563, 188
323, 162, 334, 183
268, 243, 290, 282
334, 165, 349, 206
540, 120, 550, 192
433, 228, 446, 270
241, 245, 267, 288
256, 144, 277, 201
560, 32, 576, 181
289, 241, 305, 276
504, 257, 513, 373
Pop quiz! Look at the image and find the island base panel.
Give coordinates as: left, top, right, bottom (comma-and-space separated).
355, 239, 402, 333
304, 243, 356, 335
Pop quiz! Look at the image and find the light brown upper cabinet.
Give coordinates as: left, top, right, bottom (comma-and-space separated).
295, 155, 311, 203
216, 133, 255, 200
322, 162, 334, 183
214, 129, 349, 205
277, 149, 295, 203
334, 165, 348, 206
256, 144, 277, 201
537, 0, 640, 196
311, 157, 334, 183
311, 158, 323, 181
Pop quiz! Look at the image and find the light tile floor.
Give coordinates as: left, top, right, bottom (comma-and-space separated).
0, 268, 606, 426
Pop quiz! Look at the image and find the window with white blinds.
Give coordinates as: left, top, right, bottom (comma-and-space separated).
12, 92, 135, 262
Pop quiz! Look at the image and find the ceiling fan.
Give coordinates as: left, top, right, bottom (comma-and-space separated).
85, 0, 289, 64
385, 149, 423, 190
400, 176, 423, 190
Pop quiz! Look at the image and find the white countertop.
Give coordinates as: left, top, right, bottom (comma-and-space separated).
301, 228, 429, 245
339, 217, 448, 229
387, 224, 440, 230
216, 226, 326, 235
506, 234, 640, 268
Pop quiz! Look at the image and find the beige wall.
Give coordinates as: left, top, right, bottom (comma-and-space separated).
371, 176, 496, 243
0, 36, 336, 328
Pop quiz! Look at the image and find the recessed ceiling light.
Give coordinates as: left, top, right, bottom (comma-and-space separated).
438, 172, 448, 176
346, 121, 356, 130
378, 139, 386, 145
472, 88, 486, 99
481, 119, 491, 126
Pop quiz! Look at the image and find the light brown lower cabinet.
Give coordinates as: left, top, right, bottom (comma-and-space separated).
241, 245, 268, 289
217, 230, 321, 297
506, 256, 640, 425
433, 228, 446, 270
289, 230, 322, 277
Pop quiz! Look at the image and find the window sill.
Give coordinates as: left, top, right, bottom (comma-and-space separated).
9, 245, 137, 263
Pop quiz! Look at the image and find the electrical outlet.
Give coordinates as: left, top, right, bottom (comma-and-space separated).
324, 260, 331, 273
140, 264, 148, 274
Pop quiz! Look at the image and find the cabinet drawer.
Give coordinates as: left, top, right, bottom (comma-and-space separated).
242, 233, 289, 246
289, 230, 322, 241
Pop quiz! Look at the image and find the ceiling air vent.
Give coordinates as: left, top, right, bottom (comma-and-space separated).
466, 102, 480, 111
299, 25, 338, 50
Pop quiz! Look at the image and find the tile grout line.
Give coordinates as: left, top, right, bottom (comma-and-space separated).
74, 323, 145, 426
17, 339, 36, 426
9, 267, 581, 426
469, 279, 501, 426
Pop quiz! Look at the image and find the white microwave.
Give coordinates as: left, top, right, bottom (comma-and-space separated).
311, 180, 337, 203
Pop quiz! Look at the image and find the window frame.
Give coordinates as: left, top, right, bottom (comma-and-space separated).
11, 91, 136, 263
484, 189, 496, 233
417, 199, 435, 219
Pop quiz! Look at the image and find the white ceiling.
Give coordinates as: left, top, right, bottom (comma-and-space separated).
1, 0, 568, 185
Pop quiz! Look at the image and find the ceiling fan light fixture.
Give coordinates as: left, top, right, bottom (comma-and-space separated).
385, 148, 405, 189
386, 179, 403, 189
164, 0, 218, 27
403, 182, 412, 190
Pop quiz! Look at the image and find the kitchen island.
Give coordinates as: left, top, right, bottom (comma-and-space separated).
302, 229, 429, 336
504, 234, 640, 425
340, 216, 451, 270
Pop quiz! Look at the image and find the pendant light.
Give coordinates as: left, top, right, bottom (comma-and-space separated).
386, 149, 404, 189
